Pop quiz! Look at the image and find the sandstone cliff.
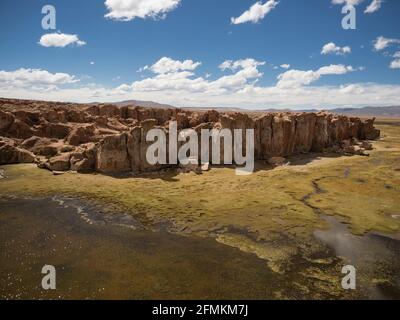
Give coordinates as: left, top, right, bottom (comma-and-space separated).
0, 98, 380, 174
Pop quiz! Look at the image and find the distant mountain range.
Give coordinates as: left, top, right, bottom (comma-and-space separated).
328, 106, 400, 117
257, 106, 400, 117
113, 100, 175, 109
112, 100, 400, 117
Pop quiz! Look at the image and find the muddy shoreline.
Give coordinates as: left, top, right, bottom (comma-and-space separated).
0, 196, 282, 300
1, 193, 399, 299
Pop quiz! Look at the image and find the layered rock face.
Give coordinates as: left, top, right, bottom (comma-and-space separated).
0, 98, 381, 174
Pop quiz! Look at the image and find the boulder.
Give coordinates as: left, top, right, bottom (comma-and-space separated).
0, 137, 15, 147
0, 110, 15, 132
107, 118, 129, 132
329, 116, 350, 142
67, 124, 96, 146
0, 144, 35, 165
7, 119, 34, 139
343, 145, 368, 156
44, 110, 67, 123
127, 126, 142, 173
361, 119, 380, 140
60, 145, 75, 153
66, 109, 89, 123
179, 157, 201, 174
349, 118, 362, 138
271, 116, 288, 156
255, 114, 273, 159
28, 138, 59, 157
268, 157, 288, 166
176, 113, 190, 129
70, 143, 96, 173
138, 119, 162, 173
21, 136, 41, 149
202, 110, 220, 123
312, 114, 329, 152
360, 141, 373, 150
96, 133, 131, 173
98, 104, 121, 117
39, 122, 70, 139
48, 153, 71, 172
13, 110, 40, 126
294, 113, 316, 154
95, 116, 108, 127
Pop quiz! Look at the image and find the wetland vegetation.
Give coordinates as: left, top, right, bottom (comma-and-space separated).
1, 119, 399, 299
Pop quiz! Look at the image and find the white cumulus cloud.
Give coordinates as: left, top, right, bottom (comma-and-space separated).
150, 57, 201, 74
321, 42, 351, 55
0, 68, 78, 89
39, 33, 86, 48
339, 84, 365, 94
390, 59, 400, 69
213, 59, 265, 90
2, 60, 399, 110
318, 64, 354, 75
119, 58, 266, 94
280, 64, 290, 69
231, 0, 278, 25
364, 0, 383, 13
373, 36, 400, 51
104, 0, 181, 21
219, 59, 265, 71
277, 64, 355, 88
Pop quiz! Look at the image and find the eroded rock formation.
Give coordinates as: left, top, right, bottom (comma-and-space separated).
0, 98, 381, 174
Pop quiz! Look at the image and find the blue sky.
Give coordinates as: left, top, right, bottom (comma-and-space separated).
0, 0, 399, 109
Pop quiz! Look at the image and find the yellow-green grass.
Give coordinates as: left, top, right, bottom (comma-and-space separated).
1, 119, 399, 271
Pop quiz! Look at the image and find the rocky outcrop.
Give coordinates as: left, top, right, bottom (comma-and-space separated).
0, 138, 35, 165
96, 133, 131, 173
48, 153, 71, 172
0, 98, 381, 174
70, 143, 96, 173
67, 124, 96, 146
360, 118, 381, 140
0, 110, 15, 132
38, 122, 70, 139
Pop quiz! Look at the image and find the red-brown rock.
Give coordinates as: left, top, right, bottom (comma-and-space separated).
0, 98, 381, 174
48, 153, 71, 171
0, 143, 35, 165
67, 124, 96, 146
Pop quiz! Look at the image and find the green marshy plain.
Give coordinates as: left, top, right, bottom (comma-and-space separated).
1, 119, 399, 299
